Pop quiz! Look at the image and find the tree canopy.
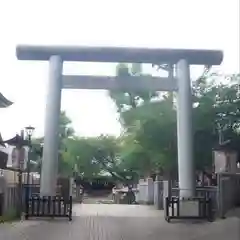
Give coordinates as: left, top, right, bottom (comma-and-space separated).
32, 64, 240, 181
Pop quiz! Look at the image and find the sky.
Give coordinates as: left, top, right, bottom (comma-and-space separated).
0, 0, 239, 139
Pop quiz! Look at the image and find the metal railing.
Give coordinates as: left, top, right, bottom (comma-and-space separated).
171, 187, 218, 215
164, 196, 213, 222
25, 196, 72, 221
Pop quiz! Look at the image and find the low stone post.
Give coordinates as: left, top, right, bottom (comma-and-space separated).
154, 180, 164, 209
147, 178, 154, 204
163, 180, 170, 210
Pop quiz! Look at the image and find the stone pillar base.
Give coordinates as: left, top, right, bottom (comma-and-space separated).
179, 199, 199, 217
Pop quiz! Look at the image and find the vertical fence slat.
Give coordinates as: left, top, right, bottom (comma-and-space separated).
48, 196, 51, 216
0, 193, 3, 216
52, 197, 56, 217
42, 197, 46, 216
37, 196, 40, 216
31, 197, 34, 216
171, 198, 174, 217
69, 196, 72, 220
58, 197, 61, 216
63, 199, 67, 216
176, 198, 180, 217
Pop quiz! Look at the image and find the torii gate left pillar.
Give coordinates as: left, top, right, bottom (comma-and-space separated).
41, 55, 63, 196
16, 45, 223, 197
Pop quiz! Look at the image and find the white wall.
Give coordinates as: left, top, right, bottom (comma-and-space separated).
138, 178, 154, 204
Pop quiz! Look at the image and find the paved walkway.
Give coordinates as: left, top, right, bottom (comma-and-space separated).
0, 204, 239, 240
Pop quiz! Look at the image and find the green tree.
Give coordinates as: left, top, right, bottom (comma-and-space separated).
109, 63, 177, 177
109, 63, 158, 115
31, 111, 75, 175
58, 111, 75, 176
110, 64, 240, 177
64, 135, 133, 181
193, 73, 240, 170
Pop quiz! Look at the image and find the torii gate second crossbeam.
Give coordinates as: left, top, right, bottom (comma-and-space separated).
16, 45, 223, 198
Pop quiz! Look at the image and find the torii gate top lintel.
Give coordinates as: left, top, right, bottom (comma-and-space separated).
16, 45, 223, 65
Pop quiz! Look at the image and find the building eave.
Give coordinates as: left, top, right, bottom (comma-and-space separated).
0, 93, 13, 108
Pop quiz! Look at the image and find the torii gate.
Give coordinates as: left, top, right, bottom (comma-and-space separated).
16, 45, 223, 198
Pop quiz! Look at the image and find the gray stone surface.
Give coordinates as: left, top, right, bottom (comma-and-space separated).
16, 45, 223, 65
0, 204, 239, 240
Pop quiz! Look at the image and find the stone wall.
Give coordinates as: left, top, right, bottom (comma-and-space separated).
218, 173, 240, 218
2, 170, 39, 185
137, 178, 154, 205
0, 177, 18, 216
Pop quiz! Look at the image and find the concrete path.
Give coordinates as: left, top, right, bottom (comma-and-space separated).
0, 204, 239, 240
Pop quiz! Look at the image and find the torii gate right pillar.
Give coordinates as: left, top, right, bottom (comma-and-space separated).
176, 59, 195, 198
